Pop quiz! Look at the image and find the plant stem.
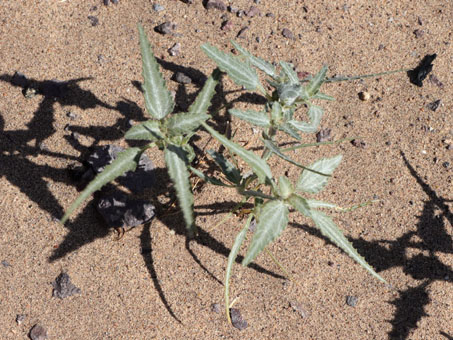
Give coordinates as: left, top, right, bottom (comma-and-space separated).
300, 68, 410, 83
281, 136, 359, 152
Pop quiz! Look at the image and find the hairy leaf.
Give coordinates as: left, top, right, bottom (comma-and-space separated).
231, 40, 276, 78
242, 200, 289, 266
296, 155, 342, 193
138, 24, 174, 119
229, 109, 270, 128
306, 65, 328, 97
206, 150, 242, 185
188, 68, 221, 115
165, 112, 210, 136
201, 43, 259, 91
287, 194, 311, 217
279, 61, 300, 85
306, 199, 338, 209
164, 144, 195, 236
202, 122, 272, 184
189, 166, 233, 187
125, 120, 164, 141
310, 210, 386, 282
61, 147, 143, 224
288, 105, 323, 134
312, 92, 335, 101
278, 122, 301, 140
278, 176, 293, 199
278, 83, 301, 106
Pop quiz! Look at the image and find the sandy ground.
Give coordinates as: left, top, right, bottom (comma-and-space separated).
0, 1, 452, 339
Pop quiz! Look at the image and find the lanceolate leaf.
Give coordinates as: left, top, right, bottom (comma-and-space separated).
312, 92, 335, 101
278, 122, 301, 140
164, 144, 195, 236
201, 43, 259, 91
279, 61, 300, 85
225, 215, 252, 324
306, 199, 338, 210
61, 147, 143, 224
202, 122, 272, 184
138, 24, 174, 119
229, 109, 270, 128
188, 68, 221, 115
230, 40, 276, 78
310, 210, 386, 283
287, 194, 311, 217
288, 105, 323, 134
242, 200, 289, 266
165, 112, 210, 135
206, 150, 242, 185
296, 155, 342, 194
306, 65, 328, 97
189, 166, 233, 187
125, 120, 164, 141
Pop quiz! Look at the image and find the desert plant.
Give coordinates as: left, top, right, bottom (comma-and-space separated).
60, 24, 394, 325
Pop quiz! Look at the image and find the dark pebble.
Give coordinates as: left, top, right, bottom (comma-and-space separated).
173, 72, 192, 84
297, 71, 310, 80
230, 308, 248, 330
237, 26, 249, 39
154, 22, 177, 35
66, 111, 78, 120
1, 260, 11, 267
52, 272, 81, 299
428, 74, 443, 88
111, 0, 119, 4
87, 15, 99, 26
221, 20, 233, 31
236, 9, 244, 17
152, 3, 164, 12
227, 5, 238, 13
442, 161, 450, 169
71, 132, 80, 141
16, 314, 26, 325
103, 0, 110, 5
205, 0, 226, 11
316, 128, 332, 142
282, 28, 295, 39
29, 324, 47, 340
346, 295, 358, 307
181, 0, 194, 3
413, 29, 425, 38
246, 5, 260, 17
351, 139, 366, 148
265, 12, 275, 18
211, 303, 221, 313
168, 43, 181, 56
426, 99, 441, 111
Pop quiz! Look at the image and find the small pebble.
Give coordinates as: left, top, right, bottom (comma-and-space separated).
236, 9, 245, 17
246, 6, 260, 17
265, 12, 275, 18
282, 28, 295, 39
351, 139, 366, 148
173, 72, 192, 84
87, 16, 99, 26
211, 303, 221, 313
237, 26, 249, 38
413, 29, 425, 38
297, 71, 310, 80
230, 308, 248, 330
221, 20, 233, 31
16, 314, 26, 325
346, 295, 358, 307
426, 99, 441, 111
205, 0, 226, 11
358, 91, 370, 101
111, 0, 119, 4
1, 259, 11, 267
38, 142, 49, 152
29, 324, 47, 340
316, 128, 332, 142
168, 43, 181, 56
66, 111, 78, 120
289, 300, 309, 318
152, 3, 164, 12
71, 132, 80, 141
154, 22, 177, 35
442, 161, 450, 169
428, 74, 443, 88
227, 5, 238, 13
52, 272, 81, 299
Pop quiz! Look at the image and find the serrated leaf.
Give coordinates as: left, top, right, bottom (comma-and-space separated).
164, 144, 195, 236
270, 101, 283, 122
231, 40, 276, 78
312, 92, 335, 101
138, 24, 174, 119
296, 155, 342, 194
229, 109, 270, 128
278, 83, 301, 106
278, 176, 293, 199
189, 166, 233, 187
310, 210, 386, 283
279, 61, 300, 85
225, 216, 252, 324
287, 120, 316, 134
125, 120, 164, 141
288, 105, 323, 134
306, 65, 328, 97
207, 150, 242, 185
202, 122, 272, 184
287, 194, 311, 217
165, 112, 210, 136
188, 68, 221, 115
242, 200, 289, 266
61, 147, 143, 224
278, 122, 301, 140
201, 43, 259, 91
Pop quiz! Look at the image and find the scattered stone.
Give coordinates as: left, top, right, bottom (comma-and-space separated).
237, 26, 249, 39
230, 308, 248, 330
181, 0, 194, 3
358, 91, 370, 101
173, 72, 192, 84
103, 0, 110, 5
316, 128, 332, 142
152, 3, 164, 12
426, 99, 441, 111
346, 295, 358, 307
246, 6, 260, 17
211, 303, 221, 313
289, 300, 309, 318
71, 132, 80, 141
442, 161, 450, 169
66, 111, 78, 120
282, 28, 295, 39
154, 22, 177, 35
205, 0, 226, 11
97, 190, 156, 228
351, 139, 366, 148
408, 53, 437, 87
221, 20, 233, 31
236, 9, 245, 17
52, 272, 81, 299
111, 0, 119, 4
428, 74, 443, 88
297, 71, 310, 80
168, 43, 181, 56
248, 218, 257, 233
1, 260, 11, 267
417, 16, 423, 25
227, 5, 238, 13
29, 324, 47, 340
38, 142, 49, 152
87, 15, 99, 26
16, 314, 26, 325
256, 36, 261, 43
413, 29, 425, 38
24, 87, 38, 98
265, 12, 275, 18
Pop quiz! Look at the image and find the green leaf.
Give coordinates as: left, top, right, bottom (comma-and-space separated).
164, 144, 195, 236
278, 122, 301, 140
310, 210, 386, 283
296, 155, 342, 194
138, 24, 174, 119
270, 101, 283, 123
306, 65, 328, 97
125, 120, 164, 141
229, 109, 270, 128
278, 83, 301, 106
225, 215, 252, 324
288, 105, 323, 134
61, 147, 143, 224
287, 194, 311, 217
277, 176, 293, 199
165, 112, 210, 136
279, 61, 300, 85
312, 92, 335, 101
201, 43, 260, 91
188, 68, 221, 115
242, 200, 289, 266
202, 122, 272, 184
189, 166, 233, 187
306, 199, 338, 210
206, 150, 242, 185
230, 40, 276, 78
